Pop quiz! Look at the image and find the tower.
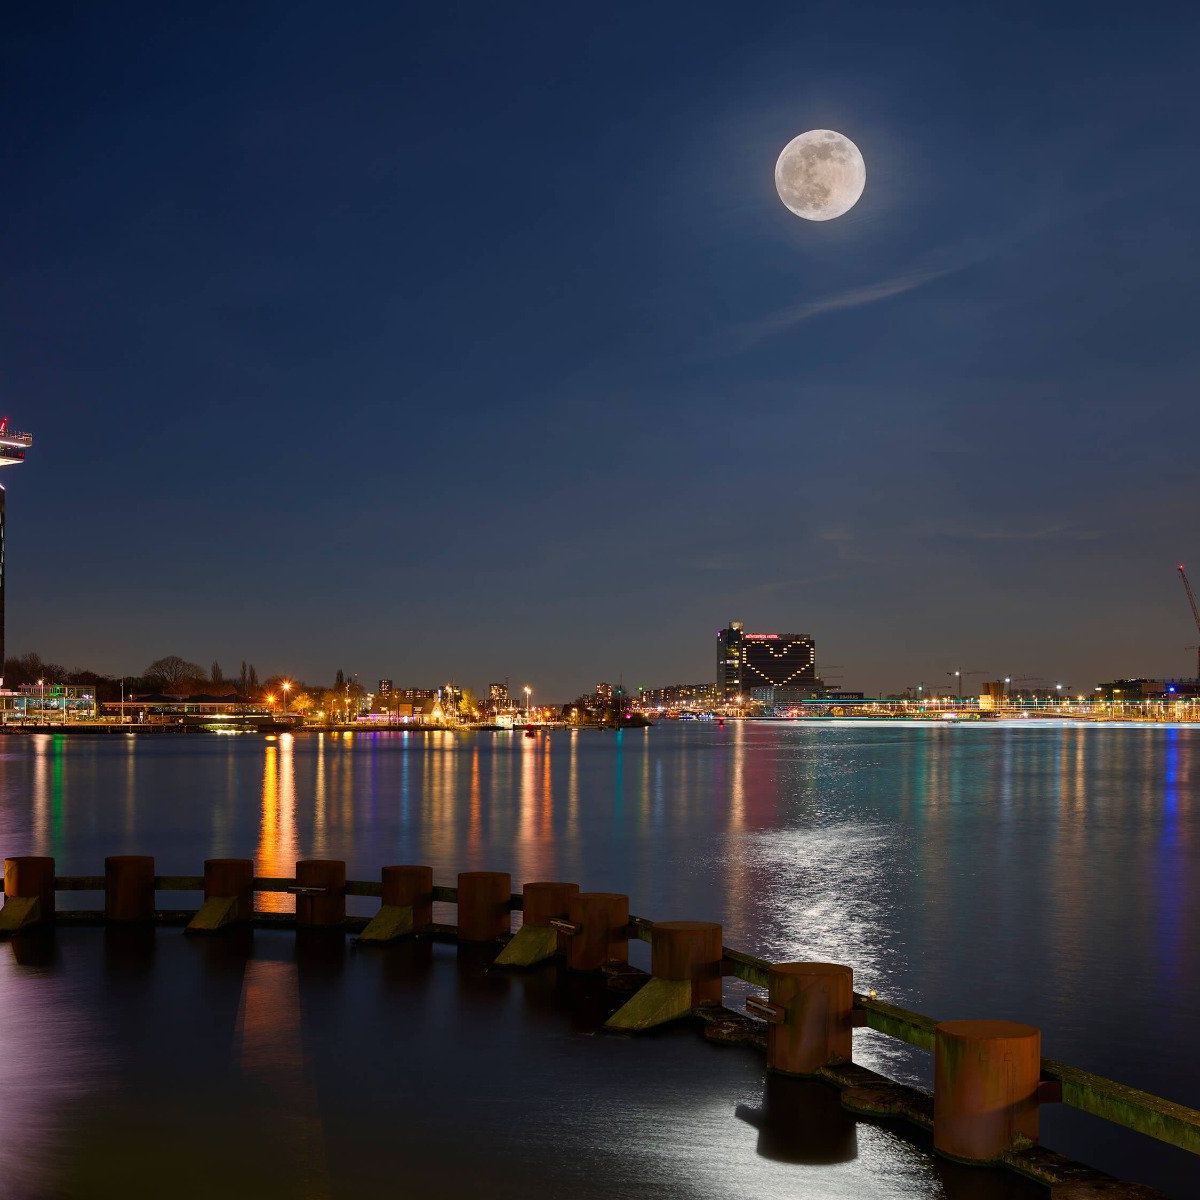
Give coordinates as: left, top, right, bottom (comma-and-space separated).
0, 419, 33, 682
717, 620, 745, 700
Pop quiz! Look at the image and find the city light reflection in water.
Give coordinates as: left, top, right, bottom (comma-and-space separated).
0, 722, 1196, 1197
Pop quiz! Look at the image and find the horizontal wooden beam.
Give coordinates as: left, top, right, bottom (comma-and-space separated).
1042, 1057, 1200, 1155
53, 875, 105, 890
155, 875, 204, 891
853, 993, 938, 1051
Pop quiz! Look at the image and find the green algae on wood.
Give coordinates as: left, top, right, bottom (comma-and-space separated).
604, 978, 693, 1032
184, 895, 240, 934
494, 923, 558, 967
0, 894, 41, 934
357, 904, 414, 944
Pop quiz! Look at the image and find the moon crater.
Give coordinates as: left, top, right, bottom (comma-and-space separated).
775, 130, 866, 222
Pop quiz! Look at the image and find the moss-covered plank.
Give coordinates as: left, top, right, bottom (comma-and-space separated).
154, 875, 204, 891
184, 896, 239, 934
604, 978, 693, 1032
0, 895, 41, 934
853, 994, 938, 1051
1043, 1058, 1200, 1154
494, 924, 558, 967
721, 947, 770, 988
357, 904, 413, 944
52, 875, 105, 890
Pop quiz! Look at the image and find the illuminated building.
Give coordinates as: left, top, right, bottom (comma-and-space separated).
716, 620, 824, 703
0, 419, 33, 681
716, 622, 746, 700
377, 678, 393, 695
637, 683, 718, 709
3, 684, 95, 722
489, 681, 511, 712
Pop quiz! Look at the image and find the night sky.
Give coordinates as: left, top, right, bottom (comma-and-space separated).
4, 2, 1199, 698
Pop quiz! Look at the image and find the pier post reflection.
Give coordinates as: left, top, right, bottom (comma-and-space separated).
256, 736, 297, 914
735, 1073, 858, 1165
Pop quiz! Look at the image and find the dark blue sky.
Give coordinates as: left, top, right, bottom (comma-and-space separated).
3, 2, 1199, 697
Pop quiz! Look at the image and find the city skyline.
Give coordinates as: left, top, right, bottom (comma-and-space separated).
4, 4, 1200, 697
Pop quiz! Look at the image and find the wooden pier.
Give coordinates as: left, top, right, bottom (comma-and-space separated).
1, 854, 1191, 1197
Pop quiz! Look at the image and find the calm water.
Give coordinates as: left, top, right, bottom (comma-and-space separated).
0, 720, 1196, 1198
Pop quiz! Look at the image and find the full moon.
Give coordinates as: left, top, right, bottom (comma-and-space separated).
774, 129, 866, 221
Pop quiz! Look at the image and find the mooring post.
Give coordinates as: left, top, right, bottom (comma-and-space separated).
186, 858, 255, 934
456, 871, 512, 941
494, 880, 580, 967
207, 858, 255, 919
358, 865, 433, 944
104, 855, 155, 922
559, 891, 628, 971
652, 921, 724, 1004
384, 866, 434, 931
294, 859, 346, 928
0, 855, 55, 933
933, 1019, 1041, 1162
605, 919, 723, 1032
746, 962, 855, 1075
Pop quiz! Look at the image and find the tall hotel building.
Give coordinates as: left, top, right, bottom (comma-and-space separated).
716, 620, 824, 704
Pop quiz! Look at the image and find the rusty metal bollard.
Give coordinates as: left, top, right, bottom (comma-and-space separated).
651, 921, 723, 1005
522, 881, 580, 929
383, 865, 434, 933
933, 1019, 1042, 1162
358, 864, 434, 944
1, 856, 55, 932
605, 919, 723, 1031
558, 891, 628, 971
293, 859, 346, 928
746, 962, 855, 1075
494, 881, 580, 967
185, 857, 255, 934
207, 858, 255, 920
456, 871, 511, 941
105, 855, 155, 922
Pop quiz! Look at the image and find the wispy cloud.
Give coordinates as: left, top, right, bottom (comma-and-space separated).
928, 521, 1102, 543
738, 258, 970, 347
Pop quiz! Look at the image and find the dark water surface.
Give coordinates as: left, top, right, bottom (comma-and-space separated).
0, 721, 1196, 1198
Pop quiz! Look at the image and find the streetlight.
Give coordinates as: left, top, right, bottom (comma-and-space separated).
281, 680, 291, 713
523, 685, 532, 719
38, 678, 44, 724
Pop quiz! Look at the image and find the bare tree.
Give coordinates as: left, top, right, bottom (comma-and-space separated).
144, 656, 206, 689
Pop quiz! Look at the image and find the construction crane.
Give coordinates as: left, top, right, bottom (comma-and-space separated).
945, 668, 987, 699
1178, 565, 1200, 680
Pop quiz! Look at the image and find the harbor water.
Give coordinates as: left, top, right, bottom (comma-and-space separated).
0, 721, 1195, 1198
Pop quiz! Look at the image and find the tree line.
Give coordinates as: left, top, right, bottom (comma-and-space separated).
0, 652, 351, 708
1, 653, 482, 721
